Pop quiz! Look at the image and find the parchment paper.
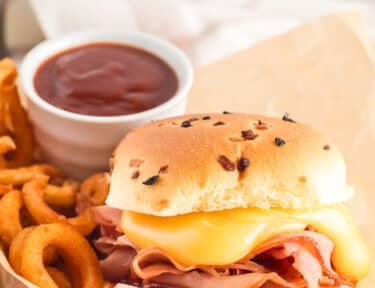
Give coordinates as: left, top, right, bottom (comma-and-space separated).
188, 11, 375, 287
1, 11, 374, 288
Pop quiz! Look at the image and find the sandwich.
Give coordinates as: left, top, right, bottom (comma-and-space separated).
94, 113, 369, 288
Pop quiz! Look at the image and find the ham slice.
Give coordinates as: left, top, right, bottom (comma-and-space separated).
95, 235, 136, 255
94, 207, 353, 288
151, 271, 304, 288
93, 205, 123, 238
249, 231, 344, 287
101, 247, 137, 282
132, 248, 270, 279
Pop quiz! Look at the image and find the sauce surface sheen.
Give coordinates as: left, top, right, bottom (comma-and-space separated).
34, 43, 178, 116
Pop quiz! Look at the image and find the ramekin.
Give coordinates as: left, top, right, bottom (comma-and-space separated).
19, 31, 193, 178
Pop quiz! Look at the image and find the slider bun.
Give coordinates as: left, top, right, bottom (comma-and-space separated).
107, 113, 352, 216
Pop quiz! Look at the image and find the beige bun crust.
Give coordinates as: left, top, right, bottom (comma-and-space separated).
107, 113, 352, 216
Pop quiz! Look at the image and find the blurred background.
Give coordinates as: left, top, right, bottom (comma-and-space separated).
3, 0, 375, 66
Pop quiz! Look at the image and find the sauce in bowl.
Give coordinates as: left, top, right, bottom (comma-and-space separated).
34, 43, 178, 116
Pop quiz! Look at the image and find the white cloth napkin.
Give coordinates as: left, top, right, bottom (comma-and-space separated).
28, 0, 299, 66
28, 0, 375, 65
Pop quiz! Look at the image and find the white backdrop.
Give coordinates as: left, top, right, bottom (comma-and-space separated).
29, 0, 375, 66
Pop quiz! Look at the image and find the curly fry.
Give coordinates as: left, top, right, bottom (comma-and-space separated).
0, 164, 61, 185
63, 179, 80, 192
9, 223, 104, 288
44, 184, 76, 208
47, 267, 72, 288
0, 136, 16, 169
80, 173, 109, 205
10, 227, 60, 269
22, 178, 66, 223
43, 245, 59, 265
19, 205, 36, 227
0, 135, 15, 154
0, 157, 5, 169
68, 208, 97, 236
0, 189, 23, 244
22, 178, 96, 235
0, 58, 34, 168
0, 184, 12, 195
9, 226, 34, 272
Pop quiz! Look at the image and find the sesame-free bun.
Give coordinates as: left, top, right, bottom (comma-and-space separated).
107, 113, 352, 216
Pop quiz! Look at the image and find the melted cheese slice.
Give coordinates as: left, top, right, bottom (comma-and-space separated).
121, 205, 369, 281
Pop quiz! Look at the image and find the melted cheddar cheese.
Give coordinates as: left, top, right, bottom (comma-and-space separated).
121, 205, 369, 281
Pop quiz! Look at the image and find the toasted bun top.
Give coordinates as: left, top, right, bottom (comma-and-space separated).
107, 113, 352, 216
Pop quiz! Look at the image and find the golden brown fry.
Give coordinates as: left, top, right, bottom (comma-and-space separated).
0, 157, 5, 169
22, 178, 68, 223
0, 135, 15, 154
19, 206, 36, 227
8, 226, 59, 274
43, 245, 59, 265
0, 164, 61, 185
44, 184, 76, 208
22, 178, 66, 224
80, 173, 109, 206
0, 58, 34, 168
0, 184, 13, 195
9, 226, 35, 272
0, 190, 23, 244
0, 136, 16, 169
68, 208, 97, 236
10, 223, 104, 288
8, 227, 59, 272
47, 267, 72, 288
63, 179, 80, 192
22, 178, 96, 235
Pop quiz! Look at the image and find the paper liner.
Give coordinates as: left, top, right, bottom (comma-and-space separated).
189, 11, 375, 288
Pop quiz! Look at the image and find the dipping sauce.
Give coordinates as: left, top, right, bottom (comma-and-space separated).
34, 43, 178, 116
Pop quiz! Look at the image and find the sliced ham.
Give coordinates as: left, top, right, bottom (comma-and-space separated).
132, 248, 197, 279
93, 205, 123, 238
248, 231, 334, 271
95, 235, 136, 255
132, 248, 269, 279
249, 231, 344, 286
93, 205, 122, 229
93, 229, 137, 282
151, 271, 304, 288
94, 206, 353, 288
101, 247, 137, 282
287, 243, 323, 288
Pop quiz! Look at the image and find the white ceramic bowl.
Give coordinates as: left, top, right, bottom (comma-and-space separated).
20, 31, 193, 179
